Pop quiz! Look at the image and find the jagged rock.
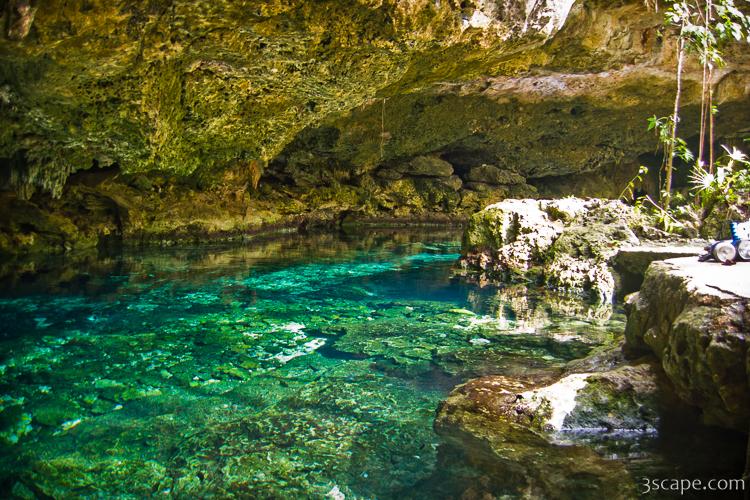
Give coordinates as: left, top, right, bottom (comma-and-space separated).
461, 198, 645, 301
624, 257, 750, 431
0, 0, 748, 203
544, 255, 616, 304
2, 0, 608, 198
545, 221, 640, 302
0, 1, 748, 253
462, 198, 563, 268
465, 164, 525, 185
550, 223, 640, 261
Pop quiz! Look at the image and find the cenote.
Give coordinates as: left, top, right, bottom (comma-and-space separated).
2, 1, 750, 497
0, 229, 745, 498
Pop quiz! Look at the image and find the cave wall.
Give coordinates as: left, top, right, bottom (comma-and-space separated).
1, 0, 749, 255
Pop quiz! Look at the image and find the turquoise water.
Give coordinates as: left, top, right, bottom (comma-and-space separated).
0, 230, 744, 498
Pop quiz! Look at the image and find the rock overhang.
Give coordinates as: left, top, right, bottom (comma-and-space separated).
0, 0, 748, 199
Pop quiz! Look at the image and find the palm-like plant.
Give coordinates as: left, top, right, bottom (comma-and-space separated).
690, 145, 750, 204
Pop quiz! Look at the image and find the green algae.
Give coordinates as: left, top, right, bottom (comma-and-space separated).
0, 229, 732, 498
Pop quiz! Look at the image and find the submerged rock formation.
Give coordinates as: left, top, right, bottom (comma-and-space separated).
624, 257, 750, 431
434, 353, 677, 498
0, 0, 749, 254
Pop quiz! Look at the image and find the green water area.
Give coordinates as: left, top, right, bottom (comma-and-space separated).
0, 230, 744, 498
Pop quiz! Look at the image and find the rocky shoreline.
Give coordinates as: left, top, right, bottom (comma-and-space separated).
458, 197, 703, 302
0, 155, 526, 258
451, 196, 749, 496
625, 258, 750, 431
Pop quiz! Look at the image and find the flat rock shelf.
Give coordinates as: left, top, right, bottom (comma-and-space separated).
625, 257, 750, 431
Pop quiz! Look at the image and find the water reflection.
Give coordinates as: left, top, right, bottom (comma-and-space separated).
0, 228, 743, 498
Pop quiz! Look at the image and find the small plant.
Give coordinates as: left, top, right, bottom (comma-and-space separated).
646, 116, 695, 166
690, 145, 750, 206
619, 165, 649, 203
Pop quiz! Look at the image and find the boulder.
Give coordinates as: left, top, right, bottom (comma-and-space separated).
465, 164, 526, 185
461, 198, 645, 301
404, 156, 454, 177
434, 358, 671, 498
624, 257, 750, 430
462, 198, 564, 275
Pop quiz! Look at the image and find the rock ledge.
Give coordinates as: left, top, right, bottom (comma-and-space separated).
624, 257, 750, 430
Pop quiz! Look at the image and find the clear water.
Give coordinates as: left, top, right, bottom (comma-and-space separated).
0, 230, 744, 498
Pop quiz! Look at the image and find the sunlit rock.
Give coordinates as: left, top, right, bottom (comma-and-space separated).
624, 257, 750, 431
461, 197, 646, 301
434, 352, 675, 497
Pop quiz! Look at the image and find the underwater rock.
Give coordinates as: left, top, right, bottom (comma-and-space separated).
434, 373, 638, 498
460, 198, 649, 302
624, 257, 750, 431
434, 349, 676, 497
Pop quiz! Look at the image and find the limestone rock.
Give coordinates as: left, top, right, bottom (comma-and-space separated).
0, 0, 748, 254
465, 164, 525, 185
463, 199, 562, 251
544, 255, 615, 304
611, 245, 704, 296
1, 0, 748, 204
434, 369, 655, 498
463, 181, 495, 192
462, 199, 563, 275
441, 175, 463, 192
461, 198, 644, 301
624, 257, 750, 431
550, 223, 640, 261
1, 0, 586, 198
405, 156, 454, 178
433, 346, 681, 497
375, 168, 403, 181
563, 359, 668, 432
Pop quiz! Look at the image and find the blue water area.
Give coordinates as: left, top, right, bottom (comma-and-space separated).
0, 229, 743, 498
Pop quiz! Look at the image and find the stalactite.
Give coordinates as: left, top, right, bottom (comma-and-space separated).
8, 156, 72, 200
